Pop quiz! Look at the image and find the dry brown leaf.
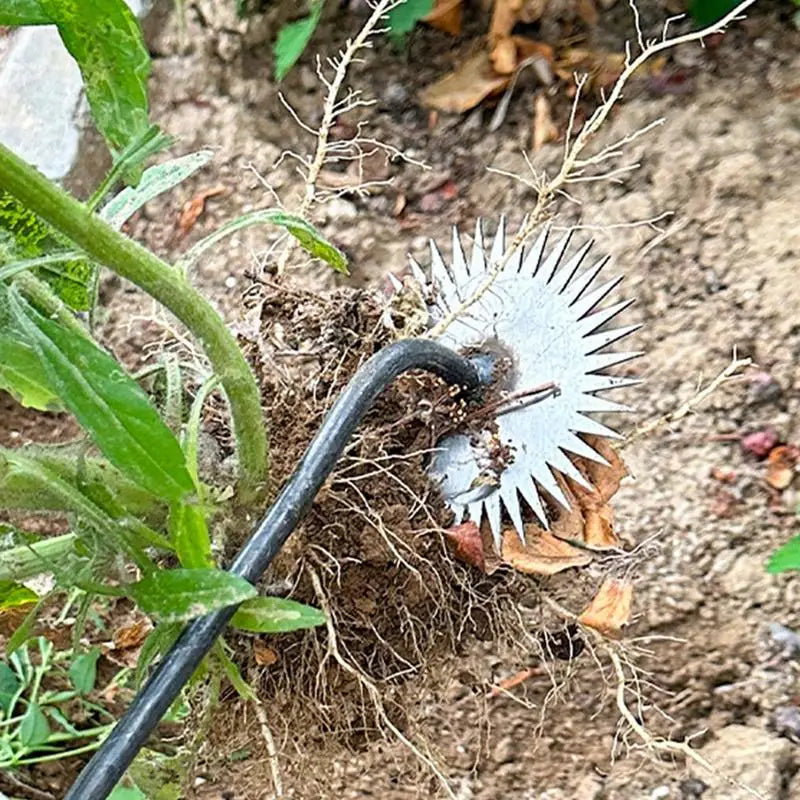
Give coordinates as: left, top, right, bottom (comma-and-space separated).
112, 619, 151, 650
420, 52, 510, 113
549, 435, 626, 550
581, 435, 628, 501
179, 183, 226, 236
445, 521, 500, 574
490, 0, 524, 41
502, 528, 592, 575
583, 506, 619, 550
766, 445, 798, 490
491, 36, 518, 75
424, 0, 463, 36
532, 92, 557, 151
490, 0, 546, 42
253, 642, 279, 666
578, 577, 633, 638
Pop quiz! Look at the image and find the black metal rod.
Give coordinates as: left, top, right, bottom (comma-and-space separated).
66, 339, 482, 799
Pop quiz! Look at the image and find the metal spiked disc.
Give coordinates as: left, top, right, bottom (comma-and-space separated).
407, 218, 642, 551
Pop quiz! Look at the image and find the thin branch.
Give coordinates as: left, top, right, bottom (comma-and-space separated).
276, 0, 400, 274
626, 353, 752, 444
426, 0, 757, 339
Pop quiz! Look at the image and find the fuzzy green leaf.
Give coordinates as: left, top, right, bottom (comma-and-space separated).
39, 0, 152, 154
19, 701, 51, 748
231, 596, 326, 633
767, 535, 800, 573
269, 211, 348, 274
274, 0, 324, 81
0, 580, 38, 611
108, 788, 147, 800
387, 0, 433, 42
101, 150, 214, 229
128, 569, 256, 623
1, 191, 95, 310
0, 662, 21, 714
0, 0, 51, 26
170, 503, 214, 569
68, 647, 101, 694
7, 288, 194, 502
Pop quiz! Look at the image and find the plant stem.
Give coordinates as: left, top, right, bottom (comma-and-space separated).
0, 142, 268, 498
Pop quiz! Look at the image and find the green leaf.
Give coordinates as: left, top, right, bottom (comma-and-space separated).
231, 596, 326, 633
688, 0, 739, 26
0, 0, 51, 26
270, 211, 349, 274
19, 701, 51, 748
128, 569, 257, 623
0, 662, 21, 714
7, 600, 42, 656
274, 0, 324, 81
170, 503, 214, 569
135, 622, 182, 687
387, 0, 433, 42
767, 535, 800, 573
100, 150, 214, 230
0, 337, 60, 411
7, 287, 194, 502
177, 208, 349, 274
0, 580, 38, 610
1, 191, 95, 310
214, 641, 255, 701
39, 0, 152, 154
108, 787, 147, 800
68, 647, 101, 694
88, 125, 175, 212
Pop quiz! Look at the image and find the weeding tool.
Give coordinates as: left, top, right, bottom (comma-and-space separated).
395, 219, 641, 549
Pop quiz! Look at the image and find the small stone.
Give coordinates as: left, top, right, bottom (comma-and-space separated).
767, 622, 800, 659
746, 371, 783, 406
491, 735, 515, 764
769, 705, 800, 743
650, 787, 671, 800
678, 777, 707, 798
689, 724, 793, 799
383, 81, 408, 108
324, 198, 358, 223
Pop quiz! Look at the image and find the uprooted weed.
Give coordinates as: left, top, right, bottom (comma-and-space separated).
207, 278, 609, 773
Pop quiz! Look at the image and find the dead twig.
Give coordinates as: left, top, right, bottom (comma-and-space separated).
626, 353, 752, 445
427, 0, 758, 339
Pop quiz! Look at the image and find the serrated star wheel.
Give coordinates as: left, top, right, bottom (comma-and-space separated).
395, 218, 642, 551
